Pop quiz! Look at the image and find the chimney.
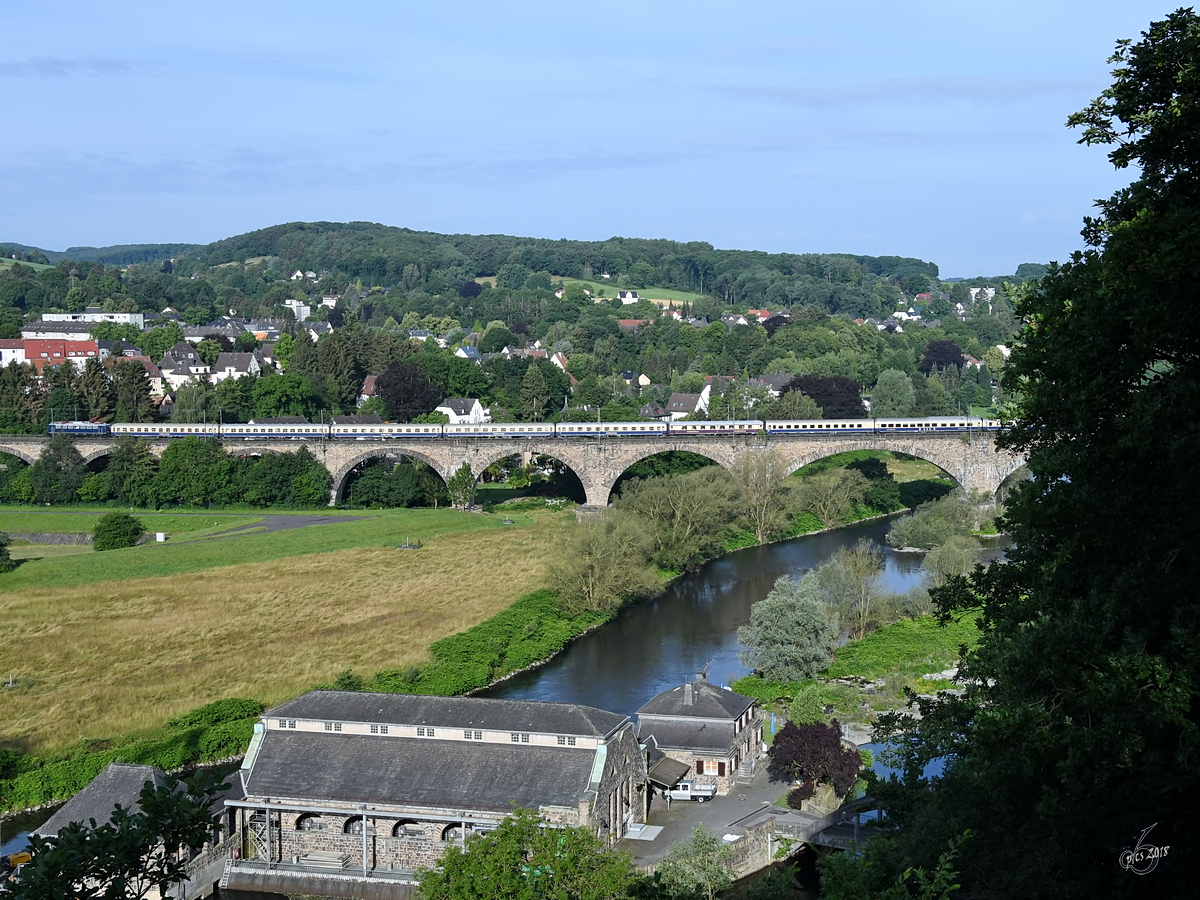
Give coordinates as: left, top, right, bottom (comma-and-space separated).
696, 671, 707, 683
683, 683, 693, 706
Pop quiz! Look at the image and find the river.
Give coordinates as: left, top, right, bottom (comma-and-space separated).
482, 516, 929, 716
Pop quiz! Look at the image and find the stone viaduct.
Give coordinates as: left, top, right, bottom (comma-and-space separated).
0, 431, 1026, 508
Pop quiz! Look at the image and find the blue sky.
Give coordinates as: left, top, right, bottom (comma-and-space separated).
0, 1, 1174, 275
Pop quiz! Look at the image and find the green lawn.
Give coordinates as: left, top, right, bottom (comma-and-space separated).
557, 277, 707, 307
0, 510, 264, 537
824, 614, 980, 680
0, 507, 536, 592
0, 257, 53, 272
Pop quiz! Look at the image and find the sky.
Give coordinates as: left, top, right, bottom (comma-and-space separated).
0, 1, 1176, 276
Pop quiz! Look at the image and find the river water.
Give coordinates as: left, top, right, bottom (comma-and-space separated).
483, 517, 928, 717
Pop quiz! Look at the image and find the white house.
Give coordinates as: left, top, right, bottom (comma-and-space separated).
616, 290, 640, 305
210, 351, 264, 384
284, 298, 312, 322
665, 386, 711, 421
435, 398, 490, 424
0, 340, 26, 366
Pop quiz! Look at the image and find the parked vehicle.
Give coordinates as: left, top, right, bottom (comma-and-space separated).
662, 781, 717, 802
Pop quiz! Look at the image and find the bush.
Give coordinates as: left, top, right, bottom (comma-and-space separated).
787, 780, 816, 808
168, 697, 264, 727
92, 512, 145, 551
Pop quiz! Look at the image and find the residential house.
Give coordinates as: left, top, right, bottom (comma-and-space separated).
306, 322, 333, 342
748, 373, 792, 399
211, 352, 263, 384
435, 398, 489, 424
665, 387, 710, 421
290, 270, 318, 282
110, 356, 165, 396
454, 346, 482, 363
0, 339, 26, 366
284, 298, 312, 322
639, 401, 669, 421
249, 318, 288, 342
549, 351, 569, 371
635, 672, 764, 796
721, 314, 750, 329
24, 340, 100, 373
685, 317, 710, 329
42, 308, 145, 329
20, 322, 96, 340
616, 290, 641, 305
260, 343, 276, 368
157, 341, 211, 389
618, 319, 649, 333
97, 340, 144, 359
357, 375, 378, 408
320, 295, 340, 308
969, 287, 996, 303
224, 690, 647, 886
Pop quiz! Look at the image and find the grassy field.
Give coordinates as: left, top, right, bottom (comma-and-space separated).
1, 511, 265, 537
0, 258, 53, 272
0, 507, 566, 752
557, 277, 707, 307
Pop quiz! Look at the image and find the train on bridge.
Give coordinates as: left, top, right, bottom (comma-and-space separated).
48, 416, 1001, 440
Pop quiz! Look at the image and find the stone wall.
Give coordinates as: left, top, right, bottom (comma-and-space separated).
590, 724, 649, 841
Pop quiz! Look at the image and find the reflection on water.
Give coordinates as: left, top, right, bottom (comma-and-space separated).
485, 516, 936, 717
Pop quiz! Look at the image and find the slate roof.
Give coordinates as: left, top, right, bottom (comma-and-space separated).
636, 718, 737, 753
244, 730, 596, 813
331, 414, 384, 425
666, 393, 703, 414
636, 680, 755, 720
267, 691, 628, 738
36, 764, 166, 837
438, 398, 479, 416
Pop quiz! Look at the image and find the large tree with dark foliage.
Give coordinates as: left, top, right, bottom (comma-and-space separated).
847, 12, 1200, 897
784, 375, 865, 418
767, 720, 861, 802
917, 339, 964, 374
376, 360, 441, 422
11, 772, 225, 900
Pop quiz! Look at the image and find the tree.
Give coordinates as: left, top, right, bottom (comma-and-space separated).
767, 720, 861, 797
730, 449, 794, 543
75, 357, 113, 421
93, 512, 145, 550
519, 363, 551, 422
784, 375, 865, 418
0, 531, 14, 573
870, 369, 915, 417
549, 511, 658, 613
921, 535, 979, 590
758, 389, 822, 420
917, 340, 964, 375
615, 468, 737, 570
109, 360, 154, 423
29, 433, 87, 504
417, 808, 640, 900
738, 574, 839, 682
796, 468, 867, 528
151, 437, 232, 506
252, 373, 318, 419
375, 360, 439, 422
445, 462, 475, 508
817, 538, 885, 640
105, 437, 158, 506
171, 381, 219, 423
852, 15, 1200, 896
655, 826, 734, 900
479, 324, 518, 353
194, 339, 223, 366
11, 772, 226, 900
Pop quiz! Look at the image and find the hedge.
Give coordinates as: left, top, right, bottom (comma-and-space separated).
0, 699, 262, 811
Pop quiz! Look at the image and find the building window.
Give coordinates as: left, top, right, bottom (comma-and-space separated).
417, 727, 426, 737
521, 733, 530, 743
325, 722, 333, 731
380, 725, 389, 734
568, 736, 576, 746
288, 720, 296, 728
465, 730, 474, 739
557, 736, 566, 745
511, 733, 520, 742
277, 720, 287, 728
473, 730, 482, 740
333, 723, 342, 732
371, 725, 379, 734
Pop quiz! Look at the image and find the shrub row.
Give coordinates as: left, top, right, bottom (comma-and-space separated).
0, 699, 263, 811
370, 590, 611, 696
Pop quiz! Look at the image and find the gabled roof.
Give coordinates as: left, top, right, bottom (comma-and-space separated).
636, 678, 755, 720
359, 374, 378, 396
267, 690, 628, 738
331, 414, 384, 425
244, 729, 596, 814
438, 398, 480, 416
666, 393, 703, 413
36, 763, 166, 837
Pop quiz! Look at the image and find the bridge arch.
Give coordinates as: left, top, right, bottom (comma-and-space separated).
329, 446, 452, 506
468, 445, 587, 505
0, 442, 40, 466
603, 446, 735, 506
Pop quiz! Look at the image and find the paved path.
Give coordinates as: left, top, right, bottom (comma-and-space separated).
204, 514, 368, 537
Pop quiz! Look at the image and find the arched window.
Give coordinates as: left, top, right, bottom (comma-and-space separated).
295, 814, 327, 832
392, 820, 425, 839
344, 816, 375, 835
441, 824, 472, 842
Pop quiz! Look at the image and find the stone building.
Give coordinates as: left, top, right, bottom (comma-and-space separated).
635, 673, 764, 795
227, 690, 647, 879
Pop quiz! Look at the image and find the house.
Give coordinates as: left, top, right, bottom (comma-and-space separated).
260, 342, 275, 368
358, 375, 378, 408
0, 339, 26, 366
721, 314, 750, 329
42, 309, 145, 329
969, 287, 997, 302
157, 341, 211, 389
639, 401, 670, 421
616, 290, 640, 304
320, 295, 340, 308
23, 339, 100, 373
35, 762, 242, 900
549, 351, 569, 371
97, 340, 144, 359
20, 322, 96, 340
156, 392, 175, 418
211, 352, 263, 384
113, 356, 165, 396
635, 672, 764, 796
665, 387, 710, 421
306, 322, 333, 342
223, 690, 647, 888
618, 319, 649, 333
436, 398, 490, 424
284, 298, 312, 322
248, 318, 287, 342
746, 308, 771, 322
748, 373, 793, 399
685, 317, 710, 329
454, 346, 482, 363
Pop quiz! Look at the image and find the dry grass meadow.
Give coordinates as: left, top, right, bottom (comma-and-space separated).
0, 510, 563, 754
